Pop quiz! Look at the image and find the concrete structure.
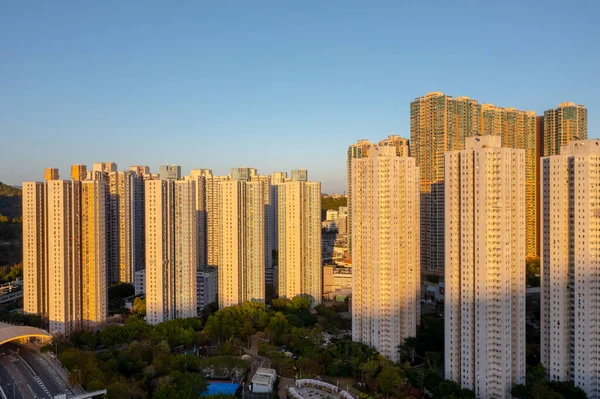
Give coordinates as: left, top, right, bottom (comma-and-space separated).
323, 265, 352, 300
411, 92, 538, 274
250, 368, 277, 394
197, 267, 217, 313
351, 145, 420, 361
277, 170, 322, 306
134, 269, 145, 296
0, 322, 52, 346
444, 136, 526, 399
218, 175, 269, 308
541, 140, 600, 398
145, 179, 197, 325
337, 206, 348, 235
158, 164, 181, 180
542, 102, 587, 157
23, 175, 108, 335
326, 209, 339, 221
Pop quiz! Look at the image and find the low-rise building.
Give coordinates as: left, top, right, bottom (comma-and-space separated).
323, 265, 352, 300
134, 270, 145, 296
250, 368, 277, 394
197, 267, 217, 314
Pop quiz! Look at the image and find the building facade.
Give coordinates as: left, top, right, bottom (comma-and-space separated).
158, 164, 181, 180
444, 136, 526, 399
92, 164, 144, 285
205, 171, 230, 267
351, 145, 420, 361
411, 92, 538, 274
541, 140, 600, 399
23, 172, 108, 335
145, 179, 198, 325
218, 177, 268, 308
277, 170, 322, 306
347, 139, 375, 257
542, 103, 588, 157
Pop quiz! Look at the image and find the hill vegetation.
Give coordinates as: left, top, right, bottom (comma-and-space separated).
321, 195, 347, 211
0, 182, 22, 268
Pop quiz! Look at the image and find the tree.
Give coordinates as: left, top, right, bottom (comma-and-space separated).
399, 337, 418, 365
100, 325, 131, 348
526, 257, 541, 287
153, 371, 207, 399
108, 283, 135, 300
424, 351, 441, 369
132, 297, 146, 316
359, 360, 379, 388
376, 366, 404, 397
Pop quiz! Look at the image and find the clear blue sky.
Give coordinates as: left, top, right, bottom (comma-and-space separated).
1, 1, 598, 193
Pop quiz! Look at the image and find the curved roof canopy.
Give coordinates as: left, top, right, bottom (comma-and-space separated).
0, 321, 52, 346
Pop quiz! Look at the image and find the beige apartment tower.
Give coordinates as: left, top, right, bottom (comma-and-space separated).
444, 136, 526, 399
204, 171, 230, 268
92, 163, 144, 284
542, 102, 587, 157
351, 145, 420, 362
218, 176, 268, 308
347, 140, 375, 256
277, 170, 322, 306
145, 179, 198, 325
80, 180, 108, 330
23, 175, 108, 335
541, 140, 600, 399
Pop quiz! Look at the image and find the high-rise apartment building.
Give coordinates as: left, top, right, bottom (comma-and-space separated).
70, 164, 87, 181
44, 168, 59, 181
445, 136, 526, 399
23, 182, 47, 318
411, 92, 538, 274
411, 93, 481, 275
23, 173, 108, 335
277, 170, 322, 306
187, 170, 208, 267
480, 104, 537, 257
541, 140, 600, 399
159, 164, 181, 180
347, 139, 375, 257
542, 102, 587, 157
145, 179, 198, 325
351, 145, 420, 361
378, 135, 410, 156
251, 173, 274, 272
79, 180, 108, 331
203, 170, 230, 267
92, 163, 144, 284
218, 175, 268, 308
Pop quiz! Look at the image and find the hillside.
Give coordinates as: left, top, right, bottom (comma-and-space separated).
321, 195, 347, 211
0, 182, 22, 220
0, 182, 22, 268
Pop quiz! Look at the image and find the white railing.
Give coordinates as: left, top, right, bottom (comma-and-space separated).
295, 379, 355, 399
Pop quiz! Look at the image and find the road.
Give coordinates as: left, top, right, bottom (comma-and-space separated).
0, 343, 66, 399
